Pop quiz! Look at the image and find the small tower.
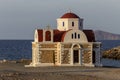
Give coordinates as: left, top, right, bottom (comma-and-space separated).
57, 12, 83, 31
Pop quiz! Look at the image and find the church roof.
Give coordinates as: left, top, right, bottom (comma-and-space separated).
61, 12, 79, 18
53, 30, 66, 42
83, 30, 95, 42
53, 30, 71, 42
36, 29, 95, 42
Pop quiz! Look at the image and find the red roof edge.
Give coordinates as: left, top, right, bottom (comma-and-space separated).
61, 12, 80, 18
53, 30, 66, 42
83, 30, 95, 42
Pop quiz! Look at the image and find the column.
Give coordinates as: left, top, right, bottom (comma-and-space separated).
79, 49, 82, 65
70, 48, 73, 65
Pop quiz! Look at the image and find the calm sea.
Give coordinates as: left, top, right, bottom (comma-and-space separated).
0, 40, 120, 67
0, 40, 33, 60
98, 40, 120, 50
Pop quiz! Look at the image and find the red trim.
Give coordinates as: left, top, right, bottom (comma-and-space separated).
83, 30, 95, 42
37, 30, 43, 42
45, 31, 51, 41
53, 30, 66, 42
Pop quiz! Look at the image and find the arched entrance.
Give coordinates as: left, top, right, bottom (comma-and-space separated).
73, 50, 79, 63
72, 44, 81, 64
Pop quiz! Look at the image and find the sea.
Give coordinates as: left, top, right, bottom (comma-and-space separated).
0, 40, 120, 67
0, 40, 32, 60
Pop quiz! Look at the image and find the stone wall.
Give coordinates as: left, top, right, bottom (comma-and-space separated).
93, 44, 99, 48
40, 44, 56, 48
32, 43, 37, 48
61, 50, 70, 64
83, 50, 91, 63
82, 44, 89, 48
63, 44, 72, 48
40, 50, 55, 63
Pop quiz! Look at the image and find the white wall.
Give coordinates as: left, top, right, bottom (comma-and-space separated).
34, 29, 38, 42
63, 30, 88, 43
57, 18, 81, 31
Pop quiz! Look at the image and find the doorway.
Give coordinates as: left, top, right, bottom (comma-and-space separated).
73, 50, 79, 63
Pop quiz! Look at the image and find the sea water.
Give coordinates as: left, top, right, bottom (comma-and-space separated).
0, 40, 32, 60
98, 40, 120, 50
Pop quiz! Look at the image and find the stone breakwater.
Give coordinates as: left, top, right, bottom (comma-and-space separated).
102, 46, 120, 60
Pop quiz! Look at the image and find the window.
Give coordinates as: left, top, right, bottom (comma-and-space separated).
75, 32, 77, 39
72, 33, 80, 39
78, 34, 80, 39
72, 22, 74, 27
63, 22, 64, 26
80, 22, 82, 26
71, 34, 73, 39
92, 51, 96, 63
45, 31, 51, 41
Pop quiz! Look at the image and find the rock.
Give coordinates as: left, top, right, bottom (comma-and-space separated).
103, 46, 120, 60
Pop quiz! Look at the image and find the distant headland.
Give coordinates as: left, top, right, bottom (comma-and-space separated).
94, 30, 120, 40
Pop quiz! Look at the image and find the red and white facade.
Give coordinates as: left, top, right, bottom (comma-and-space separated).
26, 12, 102, 67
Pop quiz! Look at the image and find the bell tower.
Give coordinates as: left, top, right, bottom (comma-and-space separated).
57, 12, 83, 31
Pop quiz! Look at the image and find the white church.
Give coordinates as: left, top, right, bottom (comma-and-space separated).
25, 12, 102, 67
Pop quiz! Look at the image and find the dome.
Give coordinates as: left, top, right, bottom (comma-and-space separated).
61, 12, 79, 18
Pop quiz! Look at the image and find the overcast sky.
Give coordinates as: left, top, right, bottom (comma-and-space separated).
0, 0, 120, 39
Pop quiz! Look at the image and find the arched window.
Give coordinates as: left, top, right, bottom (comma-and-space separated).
78, 34, 80, 39
75, 32, 77, 39
72, 22, 74, 27
45, 31, 51, 41
71, 34, 74, 39
63, 22, 64, 27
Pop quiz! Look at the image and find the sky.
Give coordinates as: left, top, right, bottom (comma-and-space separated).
0, 0, 120, 39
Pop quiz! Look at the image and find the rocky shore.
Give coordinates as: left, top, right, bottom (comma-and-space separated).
0, 61, 119, 80
102, 46, 120, 60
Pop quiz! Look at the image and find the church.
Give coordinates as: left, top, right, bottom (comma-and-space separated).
26, 12, 102, 67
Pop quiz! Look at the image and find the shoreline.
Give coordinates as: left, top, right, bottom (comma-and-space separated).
0, 61, 119, 80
